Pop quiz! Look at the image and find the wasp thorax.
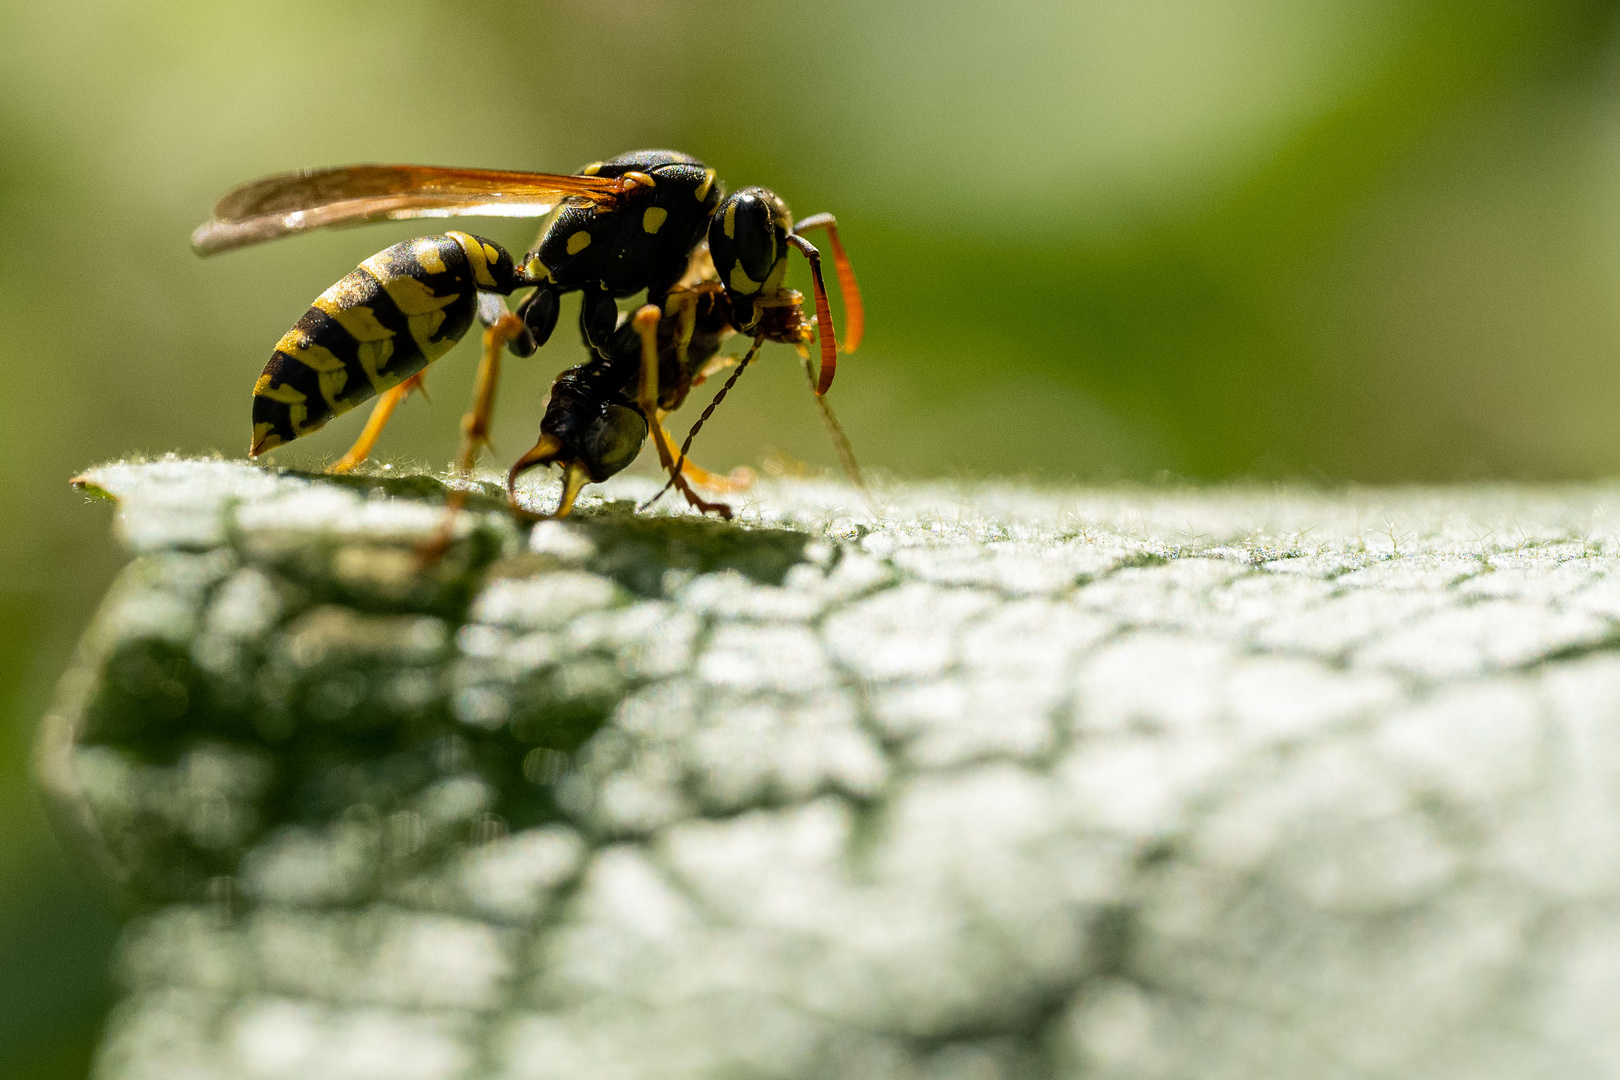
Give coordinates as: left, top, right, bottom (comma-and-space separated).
710, 187, 793, 302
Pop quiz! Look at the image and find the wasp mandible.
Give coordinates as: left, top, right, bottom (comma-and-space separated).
192, 150, 863, 516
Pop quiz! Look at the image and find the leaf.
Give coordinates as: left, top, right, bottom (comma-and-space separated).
41, 458, 1620, 1078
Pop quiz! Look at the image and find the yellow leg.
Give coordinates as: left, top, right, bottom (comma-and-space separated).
662, 288, 698, 373
456, 313, 522, 475
655, 421, 754, 492
420, 312, 525, 562
632, 305, 733, 519
693, 354, 736, 387
328, 372, 426, 473
635, 304, 661, 421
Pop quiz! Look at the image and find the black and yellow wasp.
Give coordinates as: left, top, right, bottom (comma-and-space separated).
192, 149, 863, 517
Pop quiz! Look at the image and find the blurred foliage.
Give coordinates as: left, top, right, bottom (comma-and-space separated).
0, 596, 117, 1080
7, 0, 1620, 1073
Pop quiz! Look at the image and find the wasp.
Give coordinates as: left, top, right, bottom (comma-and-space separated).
192, 150, 863, 516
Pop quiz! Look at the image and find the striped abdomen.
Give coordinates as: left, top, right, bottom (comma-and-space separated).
250, 231, 514, 455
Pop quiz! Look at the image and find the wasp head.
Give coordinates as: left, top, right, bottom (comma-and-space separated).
708, 187, 793, 331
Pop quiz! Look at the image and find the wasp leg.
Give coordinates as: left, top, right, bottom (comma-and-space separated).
630, 305, 733, 519
653, 421, 755, 492
639, 334, 764, 516
327, 372, 428, 473
581, 284, 620, 360
513, 283, 557, 356
799, 351, 869, 495
455, 309, 523, 474
416, 307, 527, 563
662, 287, 699, 372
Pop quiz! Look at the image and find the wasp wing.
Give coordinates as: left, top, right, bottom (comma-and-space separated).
192, 164, 628, 256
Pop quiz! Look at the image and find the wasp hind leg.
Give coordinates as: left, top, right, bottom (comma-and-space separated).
326, 373, 429, 474
418, 296, 530, 561
435, 296, 526, 528
454, 294, 526, 476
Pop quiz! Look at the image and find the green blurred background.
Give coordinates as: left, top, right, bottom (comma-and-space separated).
6, 0, 1620, 1074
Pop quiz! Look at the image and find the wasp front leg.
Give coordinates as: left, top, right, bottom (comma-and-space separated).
647, 290, 752, 493
661, 287, 700, 372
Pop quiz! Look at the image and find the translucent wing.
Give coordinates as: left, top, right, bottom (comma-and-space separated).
191, 164, 630, 256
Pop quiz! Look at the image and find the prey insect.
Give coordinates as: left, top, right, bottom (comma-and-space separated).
192, 150, 864, 517
506, 238, 866, 519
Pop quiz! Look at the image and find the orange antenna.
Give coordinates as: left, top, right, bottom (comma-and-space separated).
792, 214, 862, 353
787, 234, 837, 395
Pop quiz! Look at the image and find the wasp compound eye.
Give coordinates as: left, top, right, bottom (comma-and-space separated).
710, 188, 789, 299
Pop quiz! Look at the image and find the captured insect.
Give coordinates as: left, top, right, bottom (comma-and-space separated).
507, 228, 866, 519
191, 149, 864, 516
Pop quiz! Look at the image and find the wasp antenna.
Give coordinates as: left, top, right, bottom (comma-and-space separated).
800, 354, 868, 496
792, 214, 863, 353
640, 335, 764, 512
787, 234, 837, 395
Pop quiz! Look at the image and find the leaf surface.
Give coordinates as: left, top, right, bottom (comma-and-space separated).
43, 458, 1620, 1078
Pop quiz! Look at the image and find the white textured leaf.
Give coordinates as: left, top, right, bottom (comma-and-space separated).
40, 458, 1620, 1079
